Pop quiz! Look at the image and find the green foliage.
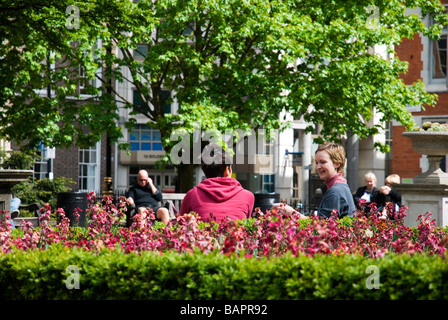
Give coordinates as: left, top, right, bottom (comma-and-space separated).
0, 246, 447, 300
11, 177, 75, 208
0, 0, 126, 150
0, 150, 36, 170
1, 0, 447, 154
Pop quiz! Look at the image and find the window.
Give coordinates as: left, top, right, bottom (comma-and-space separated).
128, 167, 176, 191
262, 174, 274, 193
134, 44, 148, 59
182, 23, 194, 36
133, 89, 150, 116
78, 65, 98, 95
431, 34, 447, 81
77, 40, 101, 95
253, 128, 273, 155
33, 143, 48, 180
164, 173, 177, 190
129, 124, 163, 151
161, 89, 171, 114
430, 13, 448, 83
133, 89, 171, 114
79, 146, 98, 191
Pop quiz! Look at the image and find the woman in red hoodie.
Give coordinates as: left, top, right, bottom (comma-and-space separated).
180, 144, 255, 222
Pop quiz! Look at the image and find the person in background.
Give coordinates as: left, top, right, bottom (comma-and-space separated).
180, 144, 254, 222
310, 187, 324, 214
126, 169, 171, 225
377, 173, 402, 219
273, 142, 356, 219
9, 196, 21, 229
353, 172, 380, 213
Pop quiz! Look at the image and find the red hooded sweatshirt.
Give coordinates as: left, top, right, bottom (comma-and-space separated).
180, 177, 255, 222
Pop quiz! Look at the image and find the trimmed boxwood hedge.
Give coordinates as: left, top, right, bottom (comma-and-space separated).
1, 245, 447, 300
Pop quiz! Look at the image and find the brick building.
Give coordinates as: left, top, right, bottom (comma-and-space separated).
392, 3, 448, 182
11, 136, 114, 196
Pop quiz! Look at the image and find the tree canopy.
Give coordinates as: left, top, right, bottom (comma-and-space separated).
1, 0, 447, 154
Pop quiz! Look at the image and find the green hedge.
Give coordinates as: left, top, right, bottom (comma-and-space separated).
1, 246, 447, 300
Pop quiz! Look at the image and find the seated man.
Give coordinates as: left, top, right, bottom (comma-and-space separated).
180, 144, 254, 222
126, 169, 171, 225
377, 174, 402, 219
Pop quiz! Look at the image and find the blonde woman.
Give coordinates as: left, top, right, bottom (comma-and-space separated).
313, 142, 356, 218
273, 142, 356, 219
353, 172, 380, 213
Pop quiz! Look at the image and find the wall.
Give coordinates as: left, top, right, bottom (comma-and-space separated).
392, 15, 448, 181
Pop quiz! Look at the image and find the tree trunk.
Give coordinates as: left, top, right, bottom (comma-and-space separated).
176, 163, 195, 193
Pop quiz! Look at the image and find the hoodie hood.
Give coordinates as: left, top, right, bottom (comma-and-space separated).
196, 177, 244, 202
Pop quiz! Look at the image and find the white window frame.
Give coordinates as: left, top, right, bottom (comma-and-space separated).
428, 7, 448, 87
78, 142, 101, 192
33, 143, 48, 180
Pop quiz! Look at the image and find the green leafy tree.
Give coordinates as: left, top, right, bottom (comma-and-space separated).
1, 0, 447, 191
0, 0, 123, 149
11, 177, 75, 208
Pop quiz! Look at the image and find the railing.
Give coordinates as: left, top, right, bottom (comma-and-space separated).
162, 193, 186, 212
93, 189, 186, 213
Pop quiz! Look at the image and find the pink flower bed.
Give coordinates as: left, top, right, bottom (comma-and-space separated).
1, 193, 447, 258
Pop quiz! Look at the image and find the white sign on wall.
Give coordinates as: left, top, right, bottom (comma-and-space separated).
46, 147, 56, 160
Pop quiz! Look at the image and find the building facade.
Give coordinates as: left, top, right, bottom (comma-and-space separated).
392, 4, 448, 182
5, 14, 405, 210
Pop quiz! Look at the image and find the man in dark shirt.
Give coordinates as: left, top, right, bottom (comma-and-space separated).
126, 169, 170, 225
